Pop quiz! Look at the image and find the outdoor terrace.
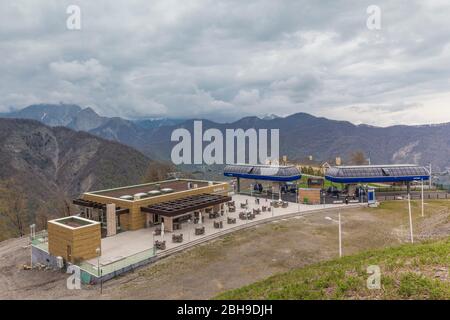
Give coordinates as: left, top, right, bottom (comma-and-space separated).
83, 194, 360, 274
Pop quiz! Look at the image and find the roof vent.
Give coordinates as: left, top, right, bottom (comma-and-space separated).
119, 195, 133, 200
133, 192, 148, 200
148, 190, 162, 196
161, 188, 174, 194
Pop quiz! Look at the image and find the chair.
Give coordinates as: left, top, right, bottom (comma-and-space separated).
172, 234, 183, 243
227, 217, 236, 224
195, 226, 205, 235
214, 221, 223, 229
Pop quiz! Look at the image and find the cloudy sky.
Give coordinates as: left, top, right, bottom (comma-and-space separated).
1, 0, 450, 126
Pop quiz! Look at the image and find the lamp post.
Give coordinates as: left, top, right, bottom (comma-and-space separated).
408, 193, 414, 243
421, 179, 424, 218
187, 219, 192, 242
95, 247, 102, 294
152, 231, 156, 253
30, 224, 35, 268
325, 213, 342, 258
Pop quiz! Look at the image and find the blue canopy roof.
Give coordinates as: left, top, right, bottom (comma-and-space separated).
325, 165, 430, 183
224, 164, 301, 182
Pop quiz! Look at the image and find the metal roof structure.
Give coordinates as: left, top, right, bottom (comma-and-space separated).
140, 193, 232, 217
325, 164, 430, 183
223, 164, 301, 181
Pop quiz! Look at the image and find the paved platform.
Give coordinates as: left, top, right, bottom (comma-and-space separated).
88, 194, 360, 266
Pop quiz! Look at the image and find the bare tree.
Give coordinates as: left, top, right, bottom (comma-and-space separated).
143, 161, 175, 182
350, 151, 368, 165
0, 184, 27, 237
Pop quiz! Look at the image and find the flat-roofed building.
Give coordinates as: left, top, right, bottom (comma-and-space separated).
48, 216, 101, 263
73, 179, 230, 235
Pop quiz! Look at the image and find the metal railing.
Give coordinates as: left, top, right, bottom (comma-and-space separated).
31, 230, 48, 252
77, 246, 156, 277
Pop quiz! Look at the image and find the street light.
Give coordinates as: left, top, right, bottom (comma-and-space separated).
407, 194, 414, 243
187, 219, 192, 242
152, 231, 156, 253
95, 247, 102, 294
95, 247, 101, 275
325, 213, 342, 258
30, 224, 36, 269
421, 178, 424, 218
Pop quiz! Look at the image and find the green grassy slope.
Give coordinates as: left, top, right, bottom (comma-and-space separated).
216, 237, 450, 300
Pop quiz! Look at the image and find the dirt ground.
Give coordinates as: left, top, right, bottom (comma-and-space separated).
1, 200, 449, 300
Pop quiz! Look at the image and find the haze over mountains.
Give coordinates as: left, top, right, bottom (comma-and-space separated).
3, 104, 450, 171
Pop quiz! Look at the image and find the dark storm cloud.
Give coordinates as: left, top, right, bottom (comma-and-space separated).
0, 0, 450, 125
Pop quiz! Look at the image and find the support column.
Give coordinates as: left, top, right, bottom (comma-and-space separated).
237, 177, 241, 193
164, 216, 174, 232
106, 204, 117, 237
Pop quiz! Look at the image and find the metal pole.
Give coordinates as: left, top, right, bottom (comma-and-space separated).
421, 179, 424, 218
408, 194, 414, 244
188, 219, 191, 242
30, 224, 35, 269
100, 269, 103, 294
338, 213, 342, 258
429, 163, 432, 189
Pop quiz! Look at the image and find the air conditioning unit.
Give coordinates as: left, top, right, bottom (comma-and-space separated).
56, 256, 64, 269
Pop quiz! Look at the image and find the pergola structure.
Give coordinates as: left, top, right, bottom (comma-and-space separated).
141, 193, 231, 232
223, 164, 301, 194
325, 164, 431, 201
73, 198, 130, 215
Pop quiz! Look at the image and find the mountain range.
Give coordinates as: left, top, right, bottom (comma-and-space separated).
3, 104, 450, 171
